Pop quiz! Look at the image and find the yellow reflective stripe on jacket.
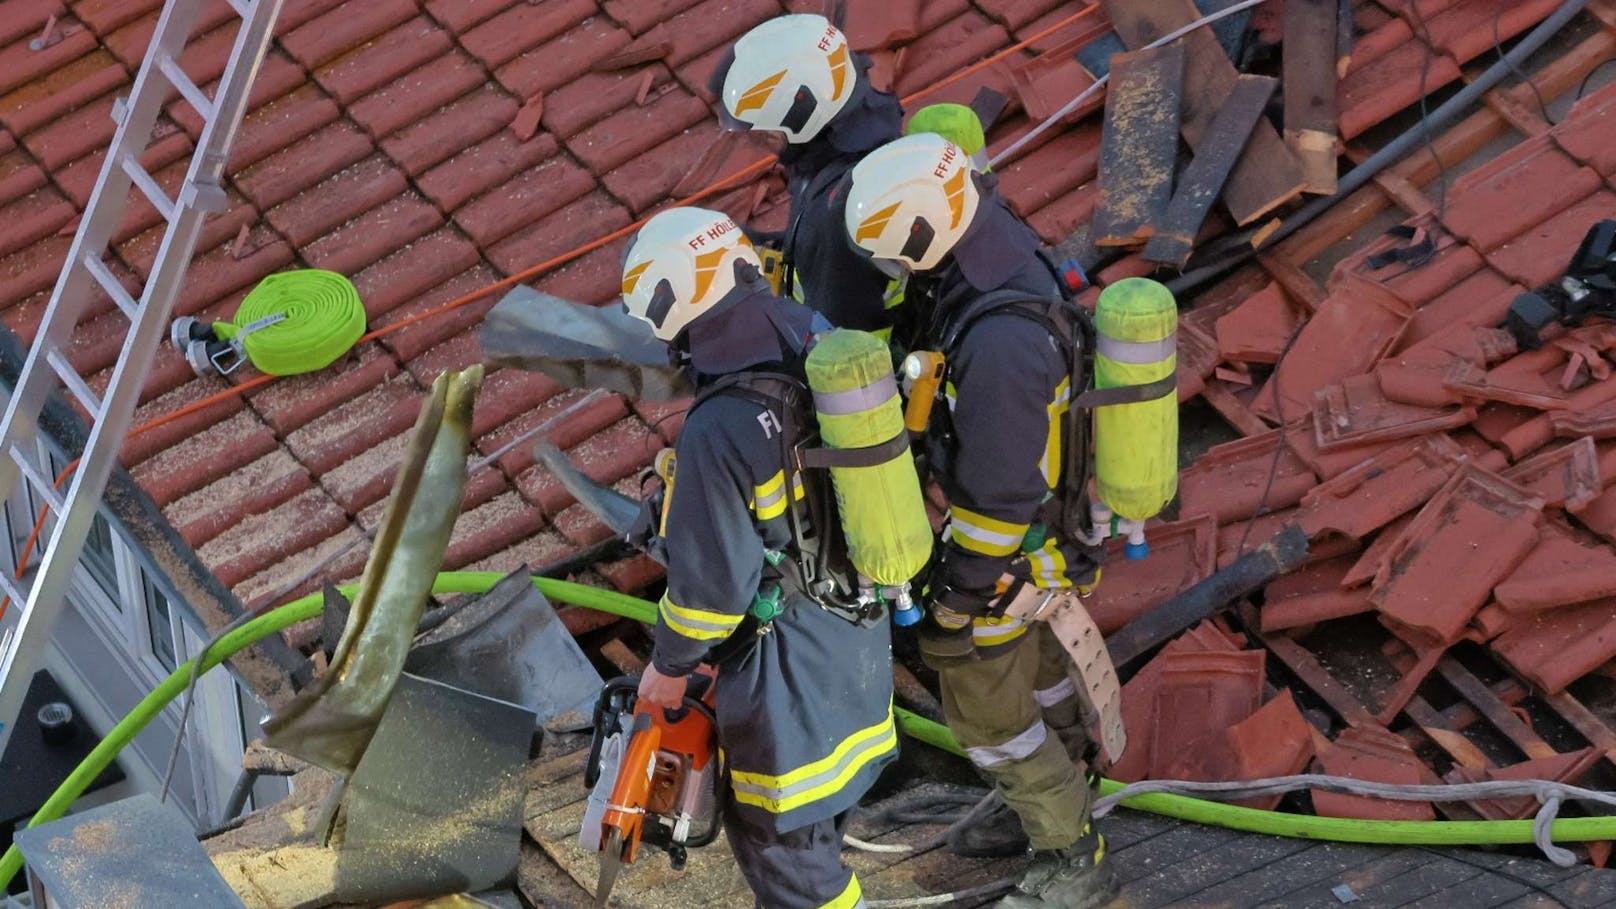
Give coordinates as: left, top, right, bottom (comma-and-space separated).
972, 613, 1030, 648
949, 505, 1028, 557
820, 875, 865, 909
1026, 537, 1071, 589
1039, 376, 1072, 487
750, 469, 804, 521
658, 594, 745, 642
730, 710, 898, 814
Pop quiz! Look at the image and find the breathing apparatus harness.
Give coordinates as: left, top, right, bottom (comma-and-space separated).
912, 260, 1178, 613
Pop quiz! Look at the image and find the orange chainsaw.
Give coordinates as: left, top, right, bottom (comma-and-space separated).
579, 668, 724, 906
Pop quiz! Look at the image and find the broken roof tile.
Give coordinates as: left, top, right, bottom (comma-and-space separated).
1110, 619, 1244, 783
1296, 434, 1465, 540
1312, 726, 1436, 821
1313, 372, 1475, 450
1149, 649, 1266, 782
1087, 514, 1219, 635
1447, 749, 1601, 821
1215, 282, 1301, 365
1378, 323, 1518, 409
1499, 373, 1616, 460
1371, 464, 1543, 648
1493, 597, 1616, 694
542, 65, 678, 139
1494, 517, 1616, 612
1502, 435, 1603, 511
1178, 430, 1318, 524
1251, 272, 1414, 423
1228, 691, 1317, 810
1261, 554, 1374, 634
1283, 417, 1402, 481
1009, 27, 1105, 124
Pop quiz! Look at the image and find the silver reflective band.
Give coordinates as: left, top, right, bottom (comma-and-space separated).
1034, 677, 1078, 708
965, 720, 1048, 768
812, 374, 899, 416
1096, 332, 1177, 364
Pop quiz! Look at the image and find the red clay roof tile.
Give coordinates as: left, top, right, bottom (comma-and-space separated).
976, 0, 1073, 31
1494, 517, 1616, 613
459, 0, 596, 70
1487, 189, 1616, 289
370, 264, 503, 362
234, 119, 373, 209
1371, 464, 1543, 648
1025, 180, 1097, 247
1179, 430, 1318, 525
1312, 726, 1435, 821
1502, 435, 1603, 512
603, 0, 704, 37
71, 0, 159, 36
564, 84, 709, 175
1109, 620, 1242, 783
348, 227, 483, 323
0, 235, 71, 311
284, 374, 425, 475
265, 155, 409, 248
1000, 122, 1101, 220
346, 53, 487, 140
1215, 282, 1301, 365
1448, 749, 1601, 821
1149, 649, 1266, 782
1313, 372, 1475, 450
485, 191, 633, 277
1227, 691, 1317, 809
280, 0, 416, 70
301, 192, 444, 276
1421, 0, 1564, 65
0, 148, 46, 209
197, 486, 353, 587
1086, 514, 1218, 635
445, 490, 550, 571
244, 342, 399, 435
455, 153, 595, 247
118, 376, 244, 468
0, 48, 124, 136
494, 14, 634, 99
1493, 597, 1616, 694
163, 447, 315, 549
1296, 433, 1465, 540
1339, 41, 1460, 141
1400, 269, 1517, 353
1346, 235, 1484, 311
1445, 135, 1600, 253
483, 389, 629, 479
380, 85, 531, 178
1499, 373, 1616, 460
0, 184, 74, 260
895, 12, 1011, 101
313, 16, 455, 105
19, 88, 116, 170
553, 500, 619, 549
130, 407, 281, 504
232, 524, 369, 607
842, 0, 923, 51
517, 415, 659, 516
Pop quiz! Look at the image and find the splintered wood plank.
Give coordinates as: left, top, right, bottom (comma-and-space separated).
1103, 0, 1304, 225
1283, 0, 1340, 194
1143, 74, 1275, 267
1091, 43, 1184, 248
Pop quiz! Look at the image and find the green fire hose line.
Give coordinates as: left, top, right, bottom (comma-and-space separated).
7, 572, 1616, 890
212, 270, 366, 376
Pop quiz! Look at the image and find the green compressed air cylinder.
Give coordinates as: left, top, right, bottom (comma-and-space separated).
804, 329, 933, 587
1094, 278, 1179, 522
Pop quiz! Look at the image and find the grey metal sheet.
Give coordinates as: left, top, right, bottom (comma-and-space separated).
14, 793, 247, 908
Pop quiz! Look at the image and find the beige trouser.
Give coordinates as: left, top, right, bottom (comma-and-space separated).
937, 624, 1095, 849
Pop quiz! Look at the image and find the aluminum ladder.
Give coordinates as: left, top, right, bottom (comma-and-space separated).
0, 0, 284, 753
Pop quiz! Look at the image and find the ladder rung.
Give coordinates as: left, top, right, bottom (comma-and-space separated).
0, 568, 29, 611
46, 349, 104, 420
81, 252, 139, 320
9, 444, 64, 516
158, 55, 215, 122
121, 154, 175, 222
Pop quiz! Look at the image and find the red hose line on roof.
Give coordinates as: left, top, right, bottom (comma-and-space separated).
0, 4, 1107, 622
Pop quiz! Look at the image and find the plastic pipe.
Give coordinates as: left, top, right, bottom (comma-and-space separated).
9, 572, 1616, 891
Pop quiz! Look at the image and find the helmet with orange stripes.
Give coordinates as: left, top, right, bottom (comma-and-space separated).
716, 14, 856, 143
621, 207, 762, 341
843, 133, 981, 273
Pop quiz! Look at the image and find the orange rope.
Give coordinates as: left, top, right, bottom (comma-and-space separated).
0, 6, 1105, 623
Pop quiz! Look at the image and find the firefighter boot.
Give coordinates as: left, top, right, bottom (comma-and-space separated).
948, 801, 1029, 858
995, 827, 1118, 909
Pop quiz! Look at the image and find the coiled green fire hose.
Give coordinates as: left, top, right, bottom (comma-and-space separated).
211, 270, 366, 376
6, 572, 1616, 891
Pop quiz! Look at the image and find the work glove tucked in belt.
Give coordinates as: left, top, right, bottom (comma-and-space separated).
918, 581, 995, 670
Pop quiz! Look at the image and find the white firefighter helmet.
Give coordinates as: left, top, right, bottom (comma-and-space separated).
621, 207, 761, 341
718, 14, 855, 143
843, 132, 981, 273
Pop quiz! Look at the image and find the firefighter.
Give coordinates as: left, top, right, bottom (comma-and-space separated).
711, 13, 903, 334
842, 133, 1119, 909
623, 206, 898, 909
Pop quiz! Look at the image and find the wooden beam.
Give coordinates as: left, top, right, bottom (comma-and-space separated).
1201, 380, 1271, 437
1145, 74, 1276, 267
1283, 0, 1340, 194
1255, 253, 1326, 313
1092, 43, 1185, 247
1103, 0, 1306, 225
